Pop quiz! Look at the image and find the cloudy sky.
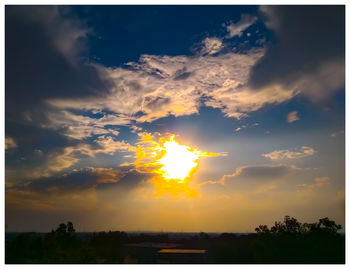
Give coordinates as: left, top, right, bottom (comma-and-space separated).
5, 5, 345, 232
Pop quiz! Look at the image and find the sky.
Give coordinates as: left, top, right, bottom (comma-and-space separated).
5, 5, 345, 232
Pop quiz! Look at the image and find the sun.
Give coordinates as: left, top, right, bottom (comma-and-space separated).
156, 136, 201, 182
132, 133, 220, 195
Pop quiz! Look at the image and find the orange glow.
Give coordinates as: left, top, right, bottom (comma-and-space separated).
132, 133, 218, 196
157, 136, 209, 182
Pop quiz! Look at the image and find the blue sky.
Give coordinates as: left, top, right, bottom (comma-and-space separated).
5, 5, 345, 232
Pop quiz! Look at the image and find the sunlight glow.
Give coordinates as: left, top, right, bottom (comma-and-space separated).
131, 133, 220, 196
157, 136, 202, 182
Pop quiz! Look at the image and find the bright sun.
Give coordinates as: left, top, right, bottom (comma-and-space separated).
154, 135, 215, 182
132, 133, 219, 190
157, 138, 199, 181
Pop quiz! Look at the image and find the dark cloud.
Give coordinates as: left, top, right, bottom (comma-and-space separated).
200, 164, 300, 194
5, 121, 73, 153
11, 168, 116, 193
10, 167, 151, 194
98, 170, 153, 191
173, 68, 193, 80
235, 164, 297, 180
249, 5, 345, 98
144, 96, 170, 110
5, 6, 111, 123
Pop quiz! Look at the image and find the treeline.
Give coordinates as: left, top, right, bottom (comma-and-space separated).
5, 216, 345, 264
253, 216, 345, 263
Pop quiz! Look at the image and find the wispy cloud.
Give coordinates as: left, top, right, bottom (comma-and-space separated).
234, 122, 259, 132
5, 137, 17, 150
331, 130, 344, 138
287, 111, 299, 123
42, 110, 130, 140
225, 14, 258, 39
297, 177, 330, 193
262, 146, 315, 160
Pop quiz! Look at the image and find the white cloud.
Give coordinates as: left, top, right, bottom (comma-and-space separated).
287, 111, 299, 123
234, 122, 259, 132
46, 49, 296, 126
5, 137, 17, 150
225, 14, 257, 39
130, 125, 143, 133
31, 135, 136, 177
94, 135, 136, 155
42, 110, 127, 139
201, 37, 223, 55
262, 146, 315, 160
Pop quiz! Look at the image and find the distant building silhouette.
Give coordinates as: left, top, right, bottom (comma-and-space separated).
121, 242, 181, 263
157, 249, 207, 263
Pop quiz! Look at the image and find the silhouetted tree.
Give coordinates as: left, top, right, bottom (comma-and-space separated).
67, 222, 75, 234
255, 215, 342, 235
55, 223, 68, 236
255, 225, 270, 234
253, 215, 344, 263
316, 217, 342, 233
5, 218, 344, 264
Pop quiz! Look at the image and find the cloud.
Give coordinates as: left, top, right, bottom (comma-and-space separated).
313, 177, 330, 188
229, 164, 298, 180
7, 6, 300, 145
199, 164, 305, 197
201, 37, 223, 55
94, 135, 136, 155
32, 135, 136, 177
5, 137, 17, 150
225, 14, 258, 38
6, 6, 92, 65
33, 149, 43, 157
297, 177, 330, 192
234, 122, 259, 132
47, 50, 296, 123
203, 164, 300, 186
13, 167, 123, 193
42, 110, 126, 140
6, 6, 111, 126
249, 6, 345, 101
331, 130, 344, 138
130, 125, 143, 133
8, 165, 153, 196
262, 146, 315, 160
287, 111, 299, 123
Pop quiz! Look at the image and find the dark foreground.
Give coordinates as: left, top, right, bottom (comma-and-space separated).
5, 216, 345, 264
